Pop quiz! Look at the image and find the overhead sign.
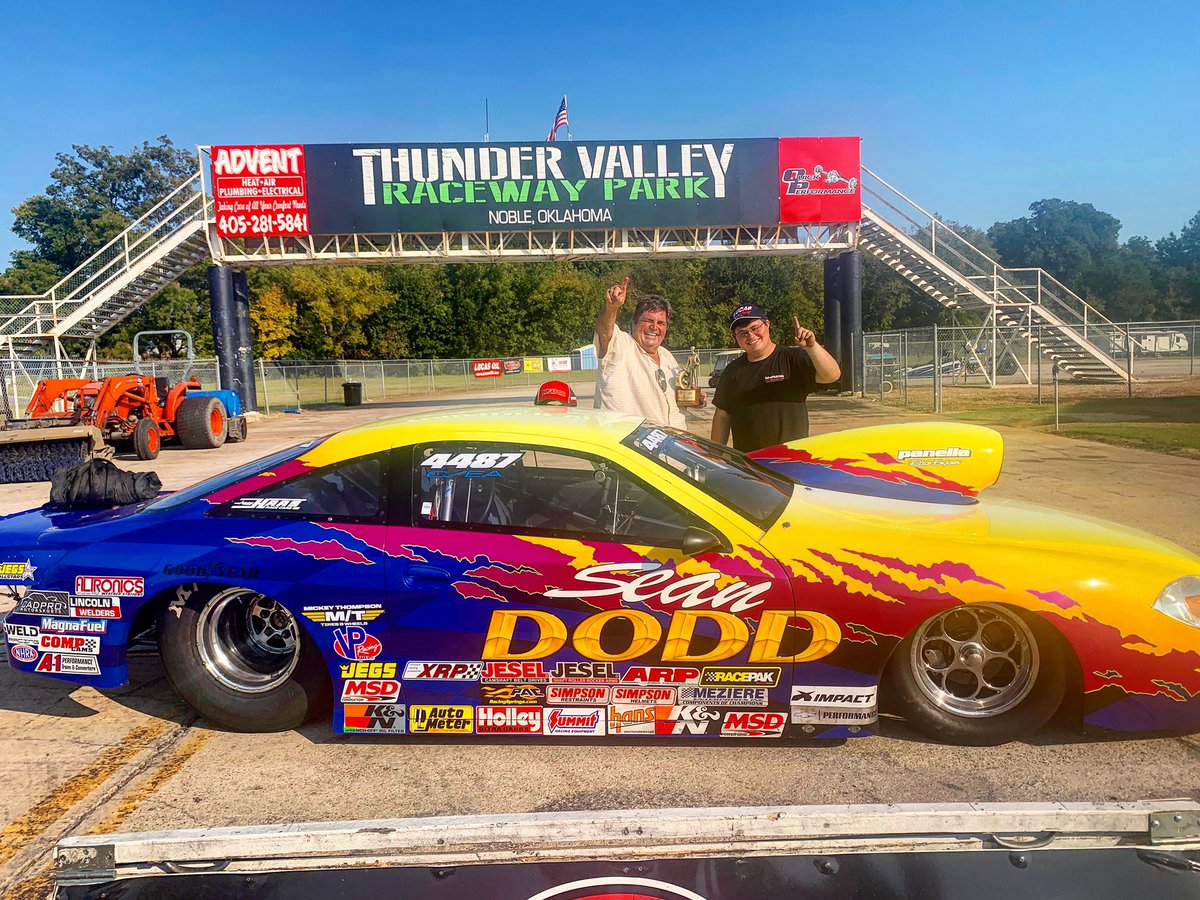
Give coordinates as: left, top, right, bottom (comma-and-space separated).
211, 138, 860, 236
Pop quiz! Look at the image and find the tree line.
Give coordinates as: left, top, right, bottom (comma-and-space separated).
3, 137, 1198, 360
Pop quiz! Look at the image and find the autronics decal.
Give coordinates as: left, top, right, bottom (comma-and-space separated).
74, 575, 143, 597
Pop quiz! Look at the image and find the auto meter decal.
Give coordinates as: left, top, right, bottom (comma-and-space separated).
332, 626, 382, 661
524, 877, 709, 900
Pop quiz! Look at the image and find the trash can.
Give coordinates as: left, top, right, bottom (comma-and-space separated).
342, 382, 363, 406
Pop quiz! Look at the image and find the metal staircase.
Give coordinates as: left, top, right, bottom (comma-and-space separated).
0, 174, 210, 356
859, 168, 1129, 382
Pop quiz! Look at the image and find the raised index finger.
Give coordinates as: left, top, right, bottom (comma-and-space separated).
621, 276, 629, 293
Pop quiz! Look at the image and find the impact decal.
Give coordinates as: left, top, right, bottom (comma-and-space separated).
790, 686, 877, 707
790, 685, 879, 725
341, 679, 402, 702
332, 626, 382, 661
409, 705, 474, 734
720, 711, 786, 737
343, 704, 406, 733
302, 604, 385, 626
74, 575, 143, 597
543, 707, 605, 736
0, 560, 36, 581
476, 706, 543, 734
36, 653, 101, 675
403, 661, 484, 681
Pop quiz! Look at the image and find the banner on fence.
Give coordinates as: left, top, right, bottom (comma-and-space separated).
523, 357, 545, 374
472, 359, 502, 378
547, 356, 571, 373
219, 138, 860, 235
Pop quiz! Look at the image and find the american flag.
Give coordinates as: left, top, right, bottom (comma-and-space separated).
546, 96, 569, 142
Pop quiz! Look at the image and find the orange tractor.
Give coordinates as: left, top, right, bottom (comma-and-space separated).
0, 331, 247, 483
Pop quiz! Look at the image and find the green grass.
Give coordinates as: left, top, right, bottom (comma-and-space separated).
946, 395, 1200, 458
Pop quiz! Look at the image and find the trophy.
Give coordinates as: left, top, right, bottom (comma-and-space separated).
674, 347, 703, 407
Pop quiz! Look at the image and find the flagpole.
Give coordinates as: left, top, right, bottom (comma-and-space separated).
484, 98, 490, 143
565, 95, 570, 141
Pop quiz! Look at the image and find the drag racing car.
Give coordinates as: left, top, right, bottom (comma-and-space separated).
2, 408, 1198, 745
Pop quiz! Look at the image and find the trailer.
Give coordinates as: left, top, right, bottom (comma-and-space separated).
52, 801, 1200, 898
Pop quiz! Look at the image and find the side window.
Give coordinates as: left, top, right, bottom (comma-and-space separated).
220, 454, 386, 521
415, 443, 705, 546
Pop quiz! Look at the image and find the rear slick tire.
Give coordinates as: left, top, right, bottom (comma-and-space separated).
885, 604, 1066, 746
157, 585, 330, 732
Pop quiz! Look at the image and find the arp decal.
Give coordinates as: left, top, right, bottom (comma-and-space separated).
622, 667, 700, 685
409, 705, 474, 734
700, 666, 781, 687
403, 661, 484, 681
475, 706, 543, 734
302, 604, 385, 627
35, 653, 101, 675
340, 662, 397, 679
483, 609, 841, 664
331, 626, 382, 661
721, 711, 787, 737
341, 679, 402, 702
74, 575, 144, 597
343, 704, 406, 733
9, 645, 37, 664
548, 684, 612, 705
0, 560, 36, 581
542, 707, 605, 736
38, 634, 100, 656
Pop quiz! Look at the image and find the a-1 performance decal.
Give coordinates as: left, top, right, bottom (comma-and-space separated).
36, 653, 101, 675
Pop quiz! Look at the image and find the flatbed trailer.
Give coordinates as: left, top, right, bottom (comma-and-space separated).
54, 801, 1200, 898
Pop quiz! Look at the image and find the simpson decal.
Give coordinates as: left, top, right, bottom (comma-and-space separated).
548, 684, 612, 704
74, 575, 144, 597
610, 685, 675, 705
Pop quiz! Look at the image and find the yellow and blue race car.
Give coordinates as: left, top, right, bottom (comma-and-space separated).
2, 408, 1198, 745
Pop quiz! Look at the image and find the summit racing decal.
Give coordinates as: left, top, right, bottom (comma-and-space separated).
0, 560, 36, 582
74, 575, 143, 597
543, 707, 605, 736
332, 626, 382, 661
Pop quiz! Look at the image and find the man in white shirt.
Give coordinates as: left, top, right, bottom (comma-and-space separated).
593, 277, 688, 428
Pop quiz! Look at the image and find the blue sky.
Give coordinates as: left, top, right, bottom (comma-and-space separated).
1, 0, 1197, 265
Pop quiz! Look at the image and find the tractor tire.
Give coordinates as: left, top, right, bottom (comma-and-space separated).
177, 396, 228, 450
226, 415, 248, 443
133, 418, 161, 460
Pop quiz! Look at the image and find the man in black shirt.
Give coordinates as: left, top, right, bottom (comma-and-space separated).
711, 304, 842, 452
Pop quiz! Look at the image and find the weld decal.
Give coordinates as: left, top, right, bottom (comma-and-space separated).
1028, 588, 1079, 610
846, 551, 1004, 590
227, 536, 373, 565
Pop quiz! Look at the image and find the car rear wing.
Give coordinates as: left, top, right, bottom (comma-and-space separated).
55, 801, 1200, 897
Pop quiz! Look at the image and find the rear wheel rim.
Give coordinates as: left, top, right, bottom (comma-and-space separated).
909, 605, 1038, 718
195, 589, 300, 693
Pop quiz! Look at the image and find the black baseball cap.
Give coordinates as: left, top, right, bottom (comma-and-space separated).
730, 304, 767, 329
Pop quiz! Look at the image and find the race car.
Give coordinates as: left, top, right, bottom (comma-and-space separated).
2, 408, 1198, 745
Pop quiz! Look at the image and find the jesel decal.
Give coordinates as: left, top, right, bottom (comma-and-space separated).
482, 608, 841, 663
544, 562, 771, 613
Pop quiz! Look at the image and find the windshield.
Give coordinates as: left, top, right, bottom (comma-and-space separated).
144, 439, 323, 512
624, 425, 791, 527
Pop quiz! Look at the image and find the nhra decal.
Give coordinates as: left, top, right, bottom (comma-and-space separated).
14, 591, 69, 617
228, 536, 373, 565
40, 617, 106, 635
302, 604, 384, 626
481, 685, 544, 705
678, 686, 769, 707
482, 661, 550, 683
548, 684, 612, 704
700, 666, 781, 687
36, 653, 101, 675
550, 661, 619, 683
332, 626, 382, 661
341, 679, 402, 702
544, 562, 771, 613
482, 608, 840, 664
343, 703, 406, 733
3, 623, 39, 644
623, 667, 699, 684
476, 706, 543, 734
0, 560, 36, 581
721, 711, 786, 737
74, 575, 143, 597
543, 707, 605, 736
38, 634, 100, 655
9, 645, 38, 663
68, 596, 121, 620
409, 705, 474, 734
403, 661, 484, 681
230, 497, 305, 511
610, 685, 675, 704
340, 662, 396, 679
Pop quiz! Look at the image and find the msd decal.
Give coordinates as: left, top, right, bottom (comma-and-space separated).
475, 706, 543, 734
74, 575, 143, 597
36, 653, 101, 676
721, 711, 786, 737
403, 661, 484, 681
39, 634, 100, 656
68, 597, 121, 619
332, 626, 382, 661
340, 679, 402, 702
543, 707, 605, 736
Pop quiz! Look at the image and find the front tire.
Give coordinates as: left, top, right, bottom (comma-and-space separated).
158, 585, 329, 732
885, 604, 1065, 746
133, 418, 160, 460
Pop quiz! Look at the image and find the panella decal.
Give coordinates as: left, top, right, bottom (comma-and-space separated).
74, 575, 144, 597
9, 645, 38, 663
545, 563, 771, 613
332, 626, 382, 661
543, 707, 605, 736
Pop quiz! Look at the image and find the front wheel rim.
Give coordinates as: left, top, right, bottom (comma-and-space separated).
195, 589, 300, 693
909, 605, 1039, 718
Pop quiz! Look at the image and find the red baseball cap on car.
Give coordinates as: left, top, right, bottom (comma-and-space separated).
534, 380, 577, 406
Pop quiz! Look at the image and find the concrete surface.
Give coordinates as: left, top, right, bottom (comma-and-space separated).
1, 387, 1198, 895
